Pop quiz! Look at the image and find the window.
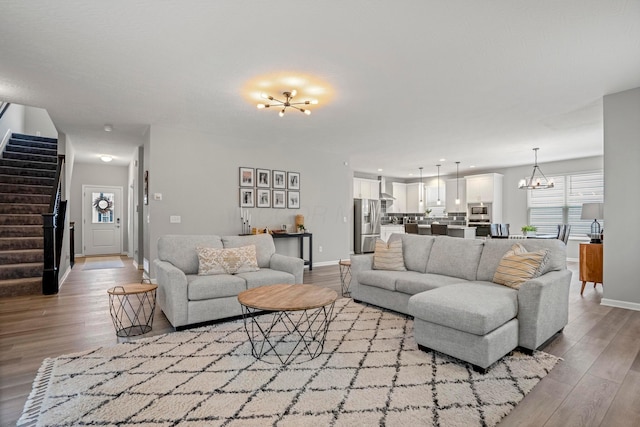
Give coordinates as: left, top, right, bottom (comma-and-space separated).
527, 171, 603, 238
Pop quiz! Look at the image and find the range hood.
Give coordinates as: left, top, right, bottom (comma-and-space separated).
378, 176, 395, 200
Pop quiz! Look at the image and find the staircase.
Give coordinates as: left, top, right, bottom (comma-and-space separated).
0, 133, 57, 297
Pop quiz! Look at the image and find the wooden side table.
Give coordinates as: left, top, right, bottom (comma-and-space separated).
579, 243, 603, 295
339, 259, 352, 297
107, 284, 157, 337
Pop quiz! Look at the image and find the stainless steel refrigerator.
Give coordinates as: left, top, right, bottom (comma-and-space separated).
354, 198, 381, 254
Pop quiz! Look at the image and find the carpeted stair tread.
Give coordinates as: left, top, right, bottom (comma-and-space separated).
5, 144, 57, 157
0, 167, 56, 180
0, 277, 41, 297
0, 237, 44, 250
0, 214, 43, 225
7, 138, 57, 151
0, 193, 51, 204
0, 173, 55, 185
11, 133, 58, 144
0, 158, 57, 171
0, 262, 44, 280
0, 203, 49, 214
0, 183, 52, 195
3, 151, 57, 164
0, 225, 43, 237
0, 249, 43, 264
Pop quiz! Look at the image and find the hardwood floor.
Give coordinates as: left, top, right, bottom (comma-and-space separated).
1, 257, 638, 426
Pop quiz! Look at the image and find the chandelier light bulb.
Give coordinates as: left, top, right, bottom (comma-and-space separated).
303, 109, 311, 115
257, 104, 265, 109
260, 93, 269, 99
279, 109, 285, 117
290, 89, 297, 97
310, 99, 318, 104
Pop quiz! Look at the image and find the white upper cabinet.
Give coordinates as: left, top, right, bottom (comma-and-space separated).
391, 182, 407, 213
353, 178, 380, 200
445, 178, 466, 213
426, 184, 445, 208
465, 173, 503, 203
406, 182, 424, 213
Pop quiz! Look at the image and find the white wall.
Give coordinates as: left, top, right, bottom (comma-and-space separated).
70, 162, 130, 256
602, 87, 640, 310
24, 106, 58, 137
146, 125, 352, 278
0, 103, 25, 149
57, 132, 76, 280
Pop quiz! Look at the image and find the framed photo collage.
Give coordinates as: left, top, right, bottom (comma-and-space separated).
239, 167, 300, 209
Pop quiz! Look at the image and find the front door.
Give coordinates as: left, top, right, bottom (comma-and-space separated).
83, 185, 123, 256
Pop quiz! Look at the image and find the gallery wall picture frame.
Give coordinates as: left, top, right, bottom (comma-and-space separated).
256, 189, 271, 208
288, 190, 300, 209
256, 168, 270, 188
288, 171, 300, 190
273, 190, 286, 208
239, 188, 255, 207
273, 170, 286, 189
239, 167, 254, 187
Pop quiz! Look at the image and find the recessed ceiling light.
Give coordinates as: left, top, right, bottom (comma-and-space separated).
104, 124, 113, 132
439, 158, 446, 162
470, 165, 476, 168
377, 168, 383, 172
100, 155, 113, 162
408, 173, 414, 176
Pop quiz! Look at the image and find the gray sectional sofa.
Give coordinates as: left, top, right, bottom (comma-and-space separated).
154, 234, 304, 328
351, 234, 572, 370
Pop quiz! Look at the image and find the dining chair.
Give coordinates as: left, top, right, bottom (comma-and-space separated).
489, 223, 510, 238
404, 223, 419, 234
557, 224, 571, 244
430, 224, 448, 236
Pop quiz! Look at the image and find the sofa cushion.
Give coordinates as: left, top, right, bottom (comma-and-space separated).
373, 239, 406, 271
395, 273, 467, 295
196, 245, 259, 275
408, 283, 518, 336
222, 234, 275, 268
476, 239, 566, 281
493, 246, 550, 289
158, 235, 223, 275
398, 234, 435, 273
187, 274, 247, 301
356, 270, 405, 291
426, 236, 484, 281
236, 268, 296, 289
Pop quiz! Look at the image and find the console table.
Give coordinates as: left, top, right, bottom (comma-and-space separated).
579, 242, 603, 295
272, 232, 313, 270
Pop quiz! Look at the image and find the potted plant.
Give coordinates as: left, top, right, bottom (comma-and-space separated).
521, 225, 537, 236
425, 209, 432, 217
297, 224, 305, 233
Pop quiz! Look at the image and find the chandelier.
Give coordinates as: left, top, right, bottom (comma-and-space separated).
519, 148, 554, 189
257, 90, 318, 117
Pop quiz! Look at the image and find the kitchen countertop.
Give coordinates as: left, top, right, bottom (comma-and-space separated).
417, 224, 474, 230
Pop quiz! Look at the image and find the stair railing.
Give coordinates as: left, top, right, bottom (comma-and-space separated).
42, 154, 66, 295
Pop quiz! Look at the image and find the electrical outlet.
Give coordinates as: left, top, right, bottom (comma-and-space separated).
170, 215, 181, 223
319, 246, 323, 253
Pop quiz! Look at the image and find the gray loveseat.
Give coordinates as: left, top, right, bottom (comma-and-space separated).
351, 234, 572, 370
154, 234, 304, 328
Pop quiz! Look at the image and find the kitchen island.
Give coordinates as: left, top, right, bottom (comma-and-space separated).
417, 224, 476, 239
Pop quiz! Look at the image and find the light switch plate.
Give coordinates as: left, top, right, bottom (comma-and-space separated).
153, 193, 162, 200
170, 215, 181, 223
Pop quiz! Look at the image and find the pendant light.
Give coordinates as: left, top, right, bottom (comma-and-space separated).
519, 148, 554, 189
419, 167, 423, 203
455, 161, 461, 205
436, 164, 441, 205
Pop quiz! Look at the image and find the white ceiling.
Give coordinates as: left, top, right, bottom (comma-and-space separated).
1, 1, 639, 177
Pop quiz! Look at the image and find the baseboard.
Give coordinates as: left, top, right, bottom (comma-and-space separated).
312, 260, 343, 268
566, 257, 578, 263
600, 298, 640, 312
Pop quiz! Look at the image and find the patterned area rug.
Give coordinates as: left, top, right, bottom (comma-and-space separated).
19, 299, 560, 426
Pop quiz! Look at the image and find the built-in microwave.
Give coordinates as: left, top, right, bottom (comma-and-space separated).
470, 206, 488, 215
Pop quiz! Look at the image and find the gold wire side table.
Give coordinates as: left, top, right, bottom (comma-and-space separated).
339, 259, 352, 297
107, 284, 157, 337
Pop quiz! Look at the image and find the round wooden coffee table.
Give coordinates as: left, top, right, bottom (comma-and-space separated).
107, 284, 157, 337
238, 284, 338, 364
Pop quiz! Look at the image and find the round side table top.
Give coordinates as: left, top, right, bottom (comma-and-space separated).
107, 283, 158, 295
238, 284, 337, 311
339, 259, 351, 266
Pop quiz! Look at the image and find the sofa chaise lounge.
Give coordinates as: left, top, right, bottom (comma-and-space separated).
154, 234, 304, 328
351, 234, 572, 370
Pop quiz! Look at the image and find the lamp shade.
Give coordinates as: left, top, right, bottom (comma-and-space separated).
580, 203, 604, 220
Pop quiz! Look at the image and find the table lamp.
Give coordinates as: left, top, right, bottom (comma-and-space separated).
580, 202, 604, 243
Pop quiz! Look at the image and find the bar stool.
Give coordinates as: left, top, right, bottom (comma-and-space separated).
338, 259, 352, 297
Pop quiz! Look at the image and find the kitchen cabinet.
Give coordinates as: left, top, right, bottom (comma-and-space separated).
579, 243, 603, 295
406, 182, 424, 213
380, 224, 405, 242
353, 178, 380, 200
466, 173, 502, 203
392, 182, 407, 213
426, 185, 445, 208
445, 178, 466, 213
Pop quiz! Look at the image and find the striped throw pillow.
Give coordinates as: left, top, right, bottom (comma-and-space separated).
493, 244, 549, 289
373, 239, 406, 271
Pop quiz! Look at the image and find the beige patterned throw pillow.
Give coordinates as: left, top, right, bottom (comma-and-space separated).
493, 243, 549, 289
373, 239, 406, 271
197, 245, 259, 275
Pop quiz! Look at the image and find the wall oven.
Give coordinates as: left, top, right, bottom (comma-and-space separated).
470, 205, 488, 216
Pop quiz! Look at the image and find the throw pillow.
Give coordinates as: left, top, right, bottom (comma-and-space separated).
197, 245, 259, 275
493, 244, 550, 289
373, 239, 406, 271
